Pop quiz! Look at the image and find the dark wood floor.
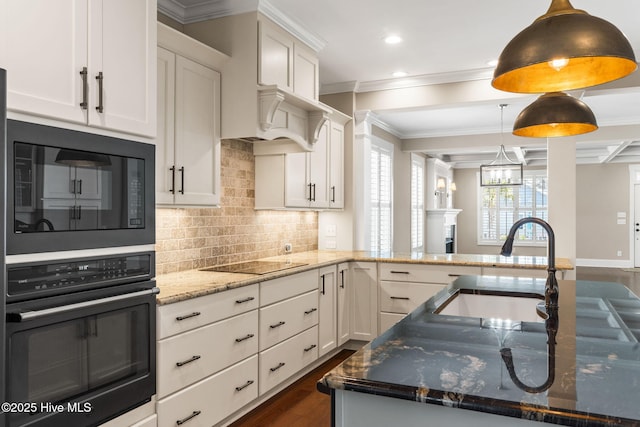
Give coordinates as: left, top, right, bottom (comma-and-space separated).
229, 350, 354, 427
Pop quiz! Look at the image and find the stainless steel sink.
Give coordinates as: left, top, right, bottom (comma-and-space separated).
435, 292, 545, 324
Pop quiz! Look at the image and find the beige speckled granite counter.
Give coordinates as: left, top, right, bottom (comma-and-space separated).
155, 251, 573, 305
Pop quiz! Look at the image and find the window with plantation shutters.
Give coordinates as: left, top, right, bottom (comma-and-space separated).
478, 171, 548, 246
411, 155, 425, 252
369, 140, 393, 252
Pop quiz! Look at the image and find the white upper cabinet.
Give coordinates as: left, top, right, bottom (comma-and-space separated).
254, 106, 350, 210
0, 0, 156, 137
157, 23, 228, 207
258, 17, 318, 101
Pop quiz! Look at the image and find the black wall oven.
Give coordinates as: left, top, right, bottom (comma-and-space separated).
4, 252, 157, 427
6, 119, 154, 255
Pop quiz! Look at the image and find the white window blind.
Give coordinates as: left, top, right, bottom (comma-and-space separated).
370, 141, 393, 252
478, 172, 548, 245
411, 155, 425, 252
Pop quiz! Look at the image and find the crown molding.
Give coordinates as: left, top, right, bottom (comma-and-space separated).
320, 81, 360, 95
157, 0, 326, 51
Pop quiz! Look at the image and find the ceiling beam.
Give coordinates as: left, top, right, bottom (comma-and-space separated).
599, 141, 632, 163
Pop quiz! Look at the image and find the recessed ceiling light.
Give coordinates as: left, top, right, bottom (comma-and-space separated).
392, 71, 408, 78
385, 35, 403, 45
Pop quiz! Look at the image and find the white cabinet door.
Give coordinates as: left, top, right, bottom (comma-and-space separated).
309, 122, 330, 209
350, 262, 378, 341
337, 263, 350, 346
0, 0, 87, 124
285, 152, 310, 208
329, 120, 345, 209
174, 56, 220, 206
156, 47, 176, 205
318, 265, 337, 357
88, 0, 156, 136
258, 18, 294, 91
293, 42, 318, 100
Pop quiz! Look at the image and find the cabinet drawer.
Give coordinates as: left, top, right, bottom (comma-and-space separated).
260, 290, 318, 350
260, 269, 317, 306
379, 281, 445, 314
157, 310, 258, 398
157, 355, 258, 427
379, 263, 481, 284
259, 326, 319, 395
380, 312, 406, 333
157, 284, 259, 339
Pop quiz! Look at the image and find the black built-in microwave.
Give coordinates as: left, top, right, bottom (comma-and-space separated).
6, 119, 155, 255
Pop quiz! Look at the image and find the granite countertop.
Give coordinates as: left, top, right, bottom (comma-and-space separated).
155, 250, 574, 305
318, 276, 640, 426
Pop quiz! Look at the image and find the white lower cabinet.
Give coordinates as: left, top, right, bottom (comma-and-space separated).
318, 265, 338, 357
157, 310, 259, 398
259, 290, 318, 350
259, 326, 319, 395
157, 355, 258, 427
350, 262, 378, 341
131, 415, 157, 427
337, 263, 350, 346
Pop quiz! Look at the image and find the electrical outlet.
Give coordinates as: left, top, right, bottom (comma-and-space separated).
617, 250, 623, 257
284, 243, 292, 253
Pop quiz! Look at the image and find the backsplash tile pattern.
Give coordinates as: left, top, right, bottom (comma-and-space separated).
155, 139, 318, 275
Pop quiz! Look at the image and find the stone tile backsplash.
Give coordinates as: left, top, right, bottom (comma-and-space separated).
155, 139, 318, 275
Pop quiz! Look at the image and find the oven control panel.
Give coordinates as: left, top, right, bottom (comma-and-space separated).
7, 253, 153, 300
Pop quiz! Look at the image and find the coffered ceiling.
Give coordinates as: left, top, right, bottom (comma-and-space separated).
158, 0, 640, 167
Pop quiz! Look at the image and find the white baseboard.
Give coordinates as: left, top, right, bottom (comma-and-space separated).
575, 258, 634, 269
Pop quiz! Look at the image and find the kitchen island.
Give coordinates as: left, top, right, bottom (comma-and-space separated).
318, 276, 640, 426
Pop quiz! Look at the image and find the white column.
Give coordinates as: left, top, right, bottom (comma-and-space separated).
353, 111, 373, 251
547, 138, 577, 279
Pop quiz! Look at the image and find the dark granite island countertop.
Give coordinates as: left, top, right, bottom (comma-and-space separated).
319, 276, 640, 426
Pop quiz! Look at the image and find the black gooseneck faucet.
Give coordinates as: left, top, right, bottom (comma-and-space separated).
499, 217, 559, 393
500, 217, 558, 311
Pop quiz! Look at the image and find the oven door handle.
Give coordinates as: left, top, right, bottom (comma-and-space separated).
8, 288, 160, 322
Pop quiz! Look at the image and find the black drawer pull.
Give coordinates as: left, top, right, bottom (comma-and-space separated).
304, 307, 318, 315
390, 296, 410, 300
304, 344, 317, 352
270, 362, 286, 372
269, 321, 286, 329
177, 410, 201, 425
390, 270, 410, 274
176, 355, 201, 367
448, 274, 461, 277
235, 333, 255, 343
176, 312, 201, 321
236, 296, 255, 304
235, 380, 255, 392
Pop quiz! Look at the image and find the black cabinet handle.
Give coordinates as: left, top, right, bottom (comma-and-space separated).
340, 270, 345, 288
331, 186, 336, 202
177, 411, 201, 425
448, 274, 461, 277
235, 380, 254, 392
390, 296, 410, 300
77, 205, 81, 220
270, 362, 286, 372
176, 312, 200, 321
79, 67, 88, 109
308, 183, 313, 201
235, 333, 255, 343
169, 166, 176, 194
269, 321, 286, 329
179, 166, 185, 194
176, 355, 201, 367
312, 183, 316, 201
304, 307, 317, 315
235, 296, 255, 304
304, 344, 317, 352
390, 271, 410, 274
321, 275, 325, 295
95, 72, 104, 113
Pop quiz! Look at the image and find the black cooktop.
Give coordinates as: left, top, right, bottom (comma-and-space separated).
200, 261, 307, 275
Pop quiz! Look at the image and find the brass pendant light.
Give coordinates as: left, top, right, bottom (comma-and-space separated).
492, 0, 637, 94
513, 92, 598, 138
